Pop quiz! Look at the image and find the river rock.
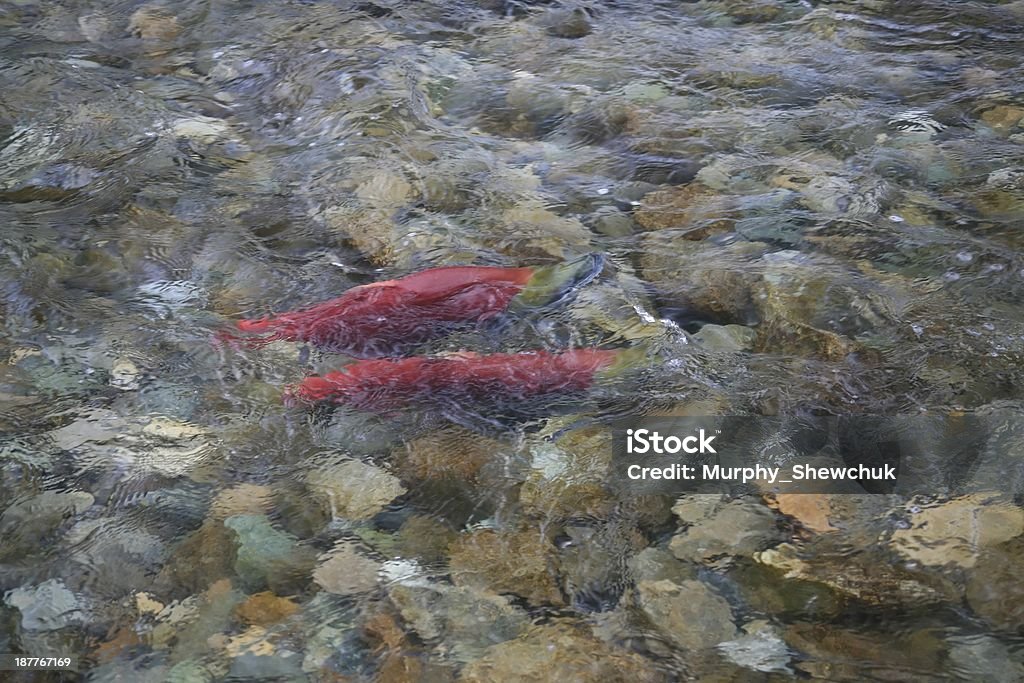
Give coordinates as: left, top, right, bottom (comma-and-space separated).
979, 104, 1024, 134
692, 324, 757, 352
965, 535, 1024, 632
628, 547, 697, 585
890, 493, 1024, 569
128, 5, 180, 41
4, 579, 86, 631
234, 592, 300, 627
224, 514, 316, 593
728, 559, 845, 620
717, 620, 792, 673
157, 520, 239, 595
635, 579, 737, 650
948, 633, 1024, 681
755, 542, 959, 607
539, 7, 593, 39
395, 516, 458, 565
448, 529, 563, 606
0, 490, 93, 560
312, 543, 381, 596
393, 428, 508, 484
771, 490, 840, 532
785, 621, 946, 680
520, 431, 615, 520
670, 496, 782, 563
210, 483, 275, 520
387, 581, 529, 661
458, 622, 666, 682
634, 182, 736, 238
305, 458, 406, 521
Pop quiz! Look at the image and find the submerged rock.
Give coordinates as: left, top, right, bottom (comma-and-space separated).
393, 428, 509, 485
305, 458, 406, 521
224, 514, 316, 594
978, 104, 1024, 135
692, 324, 757, 352
4, 579, 87, 631
448, 529, 563, 606
0, 490, 93, 560
965, 535, 1024, 632
234, 592, 300, 627
127, 5, 180, 41
634, 579, 737, 651
785, 621, 947, 680
458, 622, 666, 682
755, 542, 959, 607
717, 621, 792, 674
634, 182, 736, 238
312, 543, 381, 596
890, 493, 1024, 569
669, 495, 782, 563
157, 520, 239, 596
539, 7, 594, 39
387, 581, 529, 661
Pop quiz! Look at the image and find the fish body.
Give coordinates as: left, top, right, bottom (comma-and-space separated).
285, 348, 619, 412
221, 254, 604, 358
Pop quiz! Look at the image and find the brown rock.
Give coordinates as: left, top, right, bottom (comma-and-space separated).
979, 104, 1024, 133
635, 579, 737, 650
393, 428, 508, 484
210, 484, 274, 520
379, 653, 455, 683
128, 6, 180, 41
313, 544, 381, 595
638, 235, 767, 324
234, 591, 300, 626
448, 529, 563, 606
634, 183, 736, 237
396, 516, 458, 565
458, 622, 666, 682
364, 609, 409, 652
891, 494, 1024, 569
767, 493, 837, 533
755, 542, 959, 607
966, 536, 1024, 632
786, 622, 946, 680
94, 626, 143, 664
157, 520, 239, 595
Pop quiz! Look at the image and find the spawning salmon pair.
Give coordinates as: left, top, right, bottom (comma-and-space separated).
220, 254, 630, 413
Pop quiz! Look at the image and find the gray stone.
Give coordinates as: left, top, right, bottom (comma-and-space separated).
670, 497, 782, 562
635, 579, 736, 650
4, 579, 86, 631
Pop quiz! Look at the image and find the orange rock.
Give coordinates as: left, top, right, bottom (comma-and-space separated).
364, 609, 408, 653
448, 529, 564, 606
234, 591, 300, 626
634, 183, 736, 237
94, 626, 142, 664
767, 493, 837, 533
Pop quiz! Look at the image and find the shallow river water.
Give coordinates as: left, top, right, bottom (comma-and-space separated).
2, 0, 1024, 680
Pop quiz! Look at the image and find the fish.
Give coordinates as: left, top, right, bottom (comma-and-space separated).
218, 253, 604, 358
284, 348, 623, 413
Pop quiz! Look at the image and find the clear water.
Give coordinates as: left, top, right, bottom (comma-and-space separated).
2, 0, 1024, 680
